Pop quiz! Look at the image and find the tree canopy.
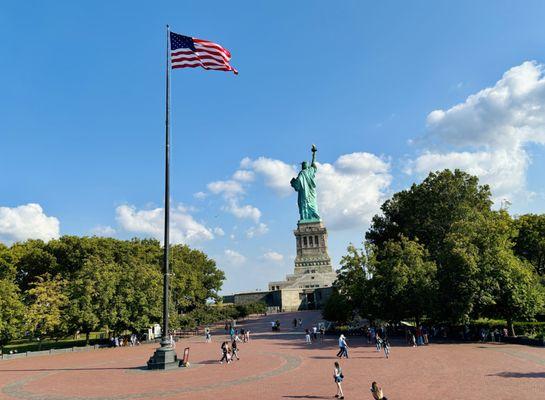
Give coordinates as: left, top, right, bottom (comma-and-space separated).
0, 236, 225, 345
326, 169, 545, 332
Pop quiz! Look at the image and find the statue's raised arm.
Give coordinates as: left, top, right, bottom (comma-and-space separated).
311, 144, 317, 168
290, 144, 321, 223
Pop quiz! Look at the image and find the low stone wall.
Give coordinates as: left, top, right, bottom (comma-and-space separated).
1, 344, 103, 361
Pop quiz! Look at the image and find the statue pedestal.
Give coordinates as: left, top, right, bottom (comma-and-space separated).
293, 220, 333, 276
268, 220, 336, 293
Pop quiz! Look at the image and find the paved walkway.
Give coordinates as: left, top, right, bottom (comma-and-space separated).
1, 311, 544, 399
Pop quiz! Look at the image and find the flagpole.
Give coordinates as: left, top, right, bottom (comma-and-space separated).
147, 24, 178, 369
162, 23, 171, 347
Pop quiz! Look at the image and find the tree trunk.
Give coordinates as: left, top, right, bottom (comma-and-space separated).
85, 331, 90, 345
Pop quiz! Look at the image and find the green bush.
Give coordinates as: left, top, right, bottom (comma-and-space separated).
471, 319, 545, 336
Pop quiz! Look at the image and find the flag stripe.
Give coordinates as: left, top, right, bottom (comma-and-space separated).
170, 31, 237, 75
171, 50, 228, 63
194, 40, 231, 57
172, 64, 231, 71
173, 47, 230, 62
172, 59, 234, 70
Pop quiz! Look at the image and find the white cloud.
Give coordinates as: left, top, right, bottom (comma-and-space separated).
193, 191, 208, 200
335, 152, 390, 174
115, 204, 213, 244
0, 203, 60, 244
407, 147, 529, 201
213, 227, 225, 236
232, 170, 255, 182
246, 222, 269, 238
223, 249, 246, 265
90, 225, 116, 237
207, 180, 244, 198
240, 157, 297, 197
425, 61, 545, 149
261, 251, 284, 262
316, 153, 392, 230
224, 199, 261, 222
410, 61, 545, 202
207, 152, 391, 231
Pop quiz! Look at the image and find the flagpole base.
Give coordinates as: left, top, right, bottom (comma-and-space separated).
147, 340, 179, 370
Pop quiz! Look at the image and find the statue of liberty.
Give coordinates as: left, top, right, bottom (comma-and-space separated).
290, 144, 321, 222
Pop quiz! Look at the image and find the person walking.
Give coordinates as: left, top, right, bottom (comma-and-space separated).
231, 339, 240, 361
219, 341, 230, 364
319, 325, 325, 343
229, 326, 235, 341
370, 381, 388, 400
312, 325, 318, 340
336, 334, 348, 358
245, 329, 250, 342
298, 318, 302, 327
293, 318, 298, 328
240, 328, 246, 343
305, 328, 312, 344
383, 337, 391, 359
375, 331, 382, 351
204, 327, 211, 343
333, 361, 344, 399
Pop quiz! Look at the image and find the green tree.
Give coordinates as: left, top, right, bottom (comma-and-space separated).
369, 237, 437, 325
513, 214, 545, 276
116, 258, 162, 334
66, 257, 121, 343
0, 243, 16, 280
322, 289, 352, 324
170, 244, 225, 317
11, 240, 58, 291
0, 277, 25, 352
332, 244, 369, 318
366, 169, 492, 258
24, 274, 68, 344
492, 250, 545, 335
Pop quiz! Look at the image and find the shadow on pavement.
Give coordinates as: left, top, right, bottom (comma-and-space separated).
0, 366, 148, 372
489, 371, 545, 378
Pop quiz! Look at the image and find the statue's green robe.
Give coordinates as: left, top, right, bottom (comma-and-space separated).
291, 164, 320, 222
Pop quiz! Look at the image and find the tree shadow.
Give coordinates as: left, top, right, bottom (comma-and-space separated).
196, 360, 224, 365
0, 366, 148, 372
489, 371, 545, 378
282, 396, 332, 399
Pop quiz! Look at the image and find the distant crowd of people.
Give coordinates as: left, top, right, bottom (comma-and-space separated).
109, 333, 140, 347
216, 322, 251, 364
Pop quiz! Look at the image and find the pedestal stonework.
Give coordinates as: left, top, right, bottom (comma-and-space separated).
269, 221, 336, 294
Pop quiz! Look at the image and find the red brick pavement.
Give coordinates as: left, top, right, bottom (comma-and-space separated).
0, 311, 544, 399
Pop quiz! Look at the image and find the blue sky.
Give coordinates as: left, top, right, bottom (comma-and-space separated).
2, 1, 545, 294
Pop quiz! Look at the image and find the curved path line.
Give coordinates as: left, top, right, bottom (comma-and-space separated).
2, 351, 302, 400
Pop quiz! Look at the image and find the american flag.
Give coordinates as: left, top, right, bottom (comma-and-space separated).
170, 31, 238, 75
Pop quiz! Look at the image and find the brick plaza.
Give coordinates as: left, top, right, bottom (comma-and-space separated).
0, 311, 543, 400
